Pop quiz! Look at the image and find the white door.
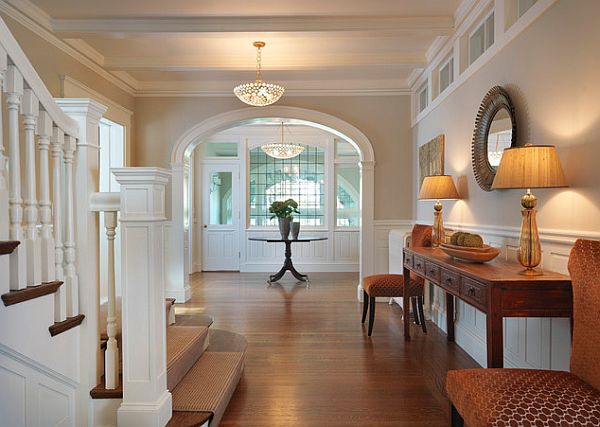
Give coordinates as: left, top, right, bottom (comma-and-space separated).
202, 164, 240, 271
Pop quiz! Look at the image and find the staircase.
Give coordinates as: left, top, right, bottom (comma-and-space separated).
92, 299, 247, 427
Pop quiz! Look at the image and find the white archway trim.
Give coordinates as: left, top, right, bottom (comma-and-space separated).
171, 106, 375, 164
168, 106, 375, 302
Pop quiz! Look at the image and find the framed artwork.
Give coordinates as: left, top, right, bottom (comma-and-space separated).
419, 134, 445, 188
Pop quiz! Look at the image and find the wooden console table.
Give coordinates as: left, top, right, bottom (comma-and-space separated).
402, 246, 572, 368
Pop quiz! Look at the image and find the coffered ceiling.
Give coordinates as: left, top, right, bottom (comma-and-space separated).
7, 0, 465, 95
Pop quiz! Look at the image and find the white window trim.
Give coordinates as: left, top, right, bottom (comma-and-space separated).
418, 84, 428, 112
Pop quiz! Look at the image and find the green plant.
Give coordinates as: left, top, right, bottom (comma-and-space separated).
269, 199, 300, 219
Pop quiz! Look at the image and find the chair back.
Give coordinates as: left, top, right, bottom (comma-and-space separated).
568, 239, 600, 390
410, 224, 432, 248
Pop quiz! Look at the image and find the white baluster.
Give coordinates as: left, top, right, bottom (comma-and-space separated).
51, 128, 66, 322
37, 110, 56, 282
104, 210, 119, 389
63, 134, 78, 317
22, 88, 42, 286
5, 65, 26, 290
0, 47, 8, 295
0, 46, 8, 242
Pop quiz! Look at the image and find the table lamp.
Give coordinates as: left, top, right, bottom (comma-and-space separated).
419, 175, 460, 246
492, 144, 567, 275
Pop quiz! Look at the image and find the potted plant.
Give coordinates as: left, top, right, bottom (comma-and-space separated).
269, 199, 300, 240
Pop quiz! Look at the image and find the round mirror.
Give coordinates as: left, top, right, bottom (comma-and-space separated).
472, 86, 518, 191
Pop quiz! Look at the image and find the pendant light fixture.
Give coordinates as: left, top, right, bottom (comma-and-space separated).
261, 122, 304, 159
234, 41, 285, 107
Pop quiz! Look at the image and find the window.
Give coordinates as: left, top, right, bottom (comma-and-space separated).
249, 145, 325, 227
470, 12, 495, 65
439, 57, 454, 93
203, 142, 238, 157
519, 0, 538, 17
418, 84, 428, 113
336, 165, 360, 227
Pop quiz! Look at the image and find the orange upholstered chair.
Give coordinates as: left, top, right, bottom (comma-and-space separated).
361, 224, 432, 336
446, 239, 600, 427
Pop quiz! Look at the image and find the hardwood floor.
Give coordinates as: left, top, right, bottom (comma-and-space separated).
177, 272, 479, 427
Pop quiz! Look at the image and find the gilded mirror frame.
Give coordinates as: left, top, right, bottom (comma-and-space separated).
472, 86, 518, 191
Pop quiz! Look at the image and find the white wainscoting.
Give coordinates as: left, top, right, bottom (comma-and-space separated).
0, 344, 77, 427
390, 222, 585, 370
374, 220, 414, 274
242, 229, 359, 272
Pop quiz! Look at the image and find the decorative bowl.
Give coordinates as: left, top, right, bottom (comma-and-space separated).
440, 243, 500, 263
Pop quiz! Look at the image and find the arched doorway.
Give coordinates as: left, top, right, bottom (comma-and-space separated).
167, 106, 375, 302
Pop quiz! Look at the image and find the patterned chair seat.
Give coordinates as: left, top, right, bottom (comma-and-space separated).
447, 368, 600, 427
362, 273, 424, 297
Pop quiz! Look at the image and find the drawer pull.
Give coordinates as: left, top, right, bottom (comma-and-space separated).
446, 277, 453, 284
468, 288, 475, 295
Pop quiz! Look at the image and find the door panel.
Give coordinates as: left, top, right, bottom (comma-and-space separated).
202, 165, 240, 270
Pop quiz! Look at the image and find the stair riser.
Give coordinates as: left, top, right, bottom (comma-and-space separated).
167, 329, 209, 391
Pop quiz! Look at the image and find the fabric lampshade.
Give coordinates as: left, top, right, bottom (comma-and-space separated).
419, 175, 459, 200
492, 145, 567, 189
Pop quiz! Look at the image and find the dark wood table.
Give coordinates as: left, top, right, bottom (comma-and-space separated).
248, 237, 328, 283
402, 246, 572, 368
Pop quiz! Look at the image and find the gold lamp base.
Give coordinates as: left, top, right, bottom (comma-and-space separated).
432, 200, 444, 246
518, 190, 542, 276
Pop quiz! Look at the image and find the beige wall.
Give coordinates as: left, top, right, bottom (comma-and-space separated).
414, 0, 600, 234
2, 15, 135, 112
134, 95, 414, 220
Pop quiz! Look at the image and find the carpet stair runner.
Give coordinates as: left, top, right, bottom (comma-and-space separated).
94, 299, 246, 427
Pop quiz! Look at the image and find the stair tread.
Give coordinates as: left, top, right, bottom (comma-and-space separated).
167, 411, 212, 427
90, 374, 123, 399
0, 240, 19, 255
167, 325, 210, 391
172, 351, 245, 414
1, 281, 63, 306
49, 314, 85, 336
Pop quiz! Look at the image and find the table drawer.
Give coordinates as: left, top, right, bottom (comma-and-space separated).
425, 261, 440, 283
440, 268, 460, 293
460, 278, 487, 309
403, 252, 413, 268
413, 255, 425, 275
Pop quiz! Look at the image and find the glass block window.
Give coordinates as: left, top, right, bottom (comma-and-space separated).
336, 165, 360, 227
249, 144, 325, 227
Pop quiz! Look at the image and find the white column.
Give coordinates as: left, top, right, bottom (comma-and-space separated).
104, 210, 119, 390
167, 162, 191, 302
63, 134, 78, 316
5, 65, 26, 290
37, 111, 56, 282
357, 160, 375, 300
114, 167, 172, 427
51, 127, 66, 322
22, 88, 42, 286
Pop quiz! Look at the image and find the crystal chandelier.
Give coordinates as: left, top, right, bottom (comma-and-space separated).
234, 41, 285, 107
261, 122, 304, 159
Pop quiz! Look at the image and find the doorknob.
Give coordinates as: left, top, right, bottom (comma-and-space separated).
203, 224, 208, 228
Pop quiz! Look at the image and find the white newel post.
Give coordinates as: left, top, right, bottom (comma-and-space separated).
22, 88, 42, 286
5, 65, 26, 290
167, 162, 191, 302
57, 98, 107, 426
37, 111, 56, 282
357, 160, 375, 300
51, 128, 67, 322
114, 168, 172, 427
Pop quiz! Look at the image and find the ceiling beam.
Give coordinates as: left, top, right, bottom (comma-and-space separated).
51, 15, 454, 37
103, 53, 426, 72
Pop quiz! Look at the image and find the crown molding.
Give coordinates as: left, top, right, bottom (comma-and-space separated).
0, 0, 136, 95
52, 15, 454, 36
135, 87, 411, 98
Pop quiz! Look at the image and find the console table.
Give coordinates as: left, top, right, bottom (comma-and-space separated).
402, 246, 572, 368
248, 237, 328, 283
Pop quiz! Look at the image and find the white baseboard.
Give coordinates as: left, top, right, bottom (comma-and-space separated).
165, 285, 191, 303
240, 263, 359, 273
